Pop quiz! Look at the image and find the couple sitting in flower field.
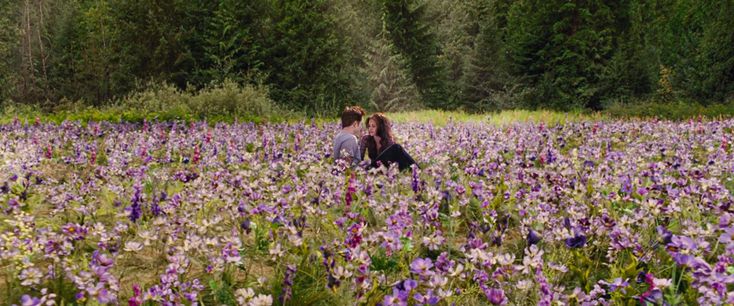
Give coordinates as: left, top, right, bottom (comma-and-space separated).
332, 106, 417, 171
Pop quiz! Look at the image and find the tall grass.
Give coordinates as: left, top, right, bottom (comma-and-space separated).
605, 100, 734, 120
384, 109, 603, 126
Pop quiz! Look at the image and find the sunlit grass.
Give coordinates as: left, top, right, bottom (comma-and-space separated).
385, 109, 604, 126
4, 100, 733, 126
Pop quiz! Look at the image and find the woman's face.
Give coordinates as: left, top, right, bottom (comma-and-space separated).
368, 119, 378, 137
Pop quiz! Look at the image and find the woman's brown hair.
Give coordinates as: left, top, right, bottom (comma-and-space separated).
363, 113, 395, 159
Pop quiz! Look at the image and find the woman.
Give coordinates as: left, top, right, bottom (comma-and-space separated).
360, 113, 417, 171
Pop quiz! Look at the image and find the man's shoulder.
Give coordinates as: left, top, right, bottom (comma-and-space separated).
334, 132, 357, 145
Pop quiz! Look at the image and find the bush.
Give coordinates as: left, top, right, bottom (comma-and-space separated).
118, 79, 285, 121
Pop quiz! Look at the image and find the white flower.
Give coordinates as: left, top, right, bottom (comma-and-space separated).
248, 294, 273, 306
428, 274, 448, 288
437, 288, 453, 298
495, 253, 515, 266
422, 233, 445, 251
333, 266, 352, 280
19, 267, 42, 286
287, 233, 303, 247
138, 231, 156, 246
235, 288, 255, 305
269, 243, 284, 260
653, 278, 672, 288
124, 241, 144, 252
548, 262, 568, 273
449, 264, 464, 277
516, 279, 533, 291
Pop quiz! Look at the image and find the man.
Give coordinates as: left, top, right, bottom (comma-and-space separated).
332, 106, 365, 166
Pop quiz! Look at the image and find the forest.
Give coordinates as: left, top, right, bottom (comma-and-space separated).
1, 0, 732, 116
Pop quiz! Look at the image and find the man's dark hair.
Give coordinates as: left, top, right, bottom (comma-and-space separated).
341, 106, 365, 128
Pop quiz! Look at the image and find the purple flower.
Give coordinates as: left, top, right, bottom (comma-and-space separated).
656, 226, 673, 245
241, 218, 252, 234
382, 288, 409, 306
279, 264, 297, 304
413, 289, 440, 305
485, 288, 506, 305
565, 234, 587, 248
401, 279, 418, 291
19, 295, 41, 306
601, 277, 630, 293
434, 252, 453, 273
127, 183, 143, 222
412, 165, 420, 193
527, 229, 542, 245
410, 258, 434, 276
61, 223, 89, 241
638, 288, 664, 304
97, 289, 114, 304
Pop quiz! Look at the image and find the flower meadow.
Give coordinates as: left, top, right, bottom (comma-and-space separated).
1, 118, 733, 306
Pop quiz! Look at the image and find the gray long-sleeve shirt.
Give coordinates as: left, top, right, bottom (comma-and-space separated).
333, 131, 361, 164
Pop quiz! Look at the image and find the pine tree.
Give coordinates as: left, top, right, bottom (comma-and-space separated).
201, 0, 267, 84
505, 0, 617, 110
383, 0, 449, 109
265, 0, 358, 115
462, 0, 514, 111
364, 27, 420, 112
690, 1, 734, 103
0, 0, 20, 102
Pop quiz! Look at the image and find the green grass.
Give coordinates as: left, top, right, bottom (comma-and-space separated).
302, 109, 605, 127
605, 100, 734, 121
3, 100, 734, 126
1, 106, 603, 126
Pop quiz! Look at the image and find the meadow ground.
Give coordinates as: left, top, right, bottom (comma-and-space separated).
0, 110, 733, 305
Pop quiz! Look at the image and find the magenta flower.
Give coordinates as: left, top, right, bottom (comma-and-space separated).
485, 288, 506, 305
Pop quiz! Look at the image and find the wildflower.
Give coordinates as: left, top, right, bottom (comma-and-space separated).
484, 287, 506, 305
600, 278, 629, 293
565, 234, 587, 248
128, 284, 143, 306
236, 288, 255, 305
413, 289, 440, 305
19, 267, 43, 287
410, 258, 434, 277
279, 264, 297, 305
527, 229, 542, 245
124, 241, 143, 252
250, 294, 273, 306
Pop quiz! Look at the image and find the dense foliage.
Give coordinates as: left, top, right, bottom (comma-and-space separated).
1, 0, 732, 114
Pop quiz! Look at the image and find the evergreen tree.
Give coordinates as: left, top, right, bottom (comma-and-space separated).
364, 27, 420, 112
383, 0, 449, 109
109, 0, 216, 90
505, 0, 618, 110
688, 1, 734, 103
200, 0, 268, 84
597, 0, 656, 105
265, 0, 358, 115
462, 0, 515, 111
0, 0, 20, 103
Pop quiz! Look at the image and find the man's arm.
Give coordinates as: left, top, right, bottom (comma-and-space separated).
343, 137, 361, 164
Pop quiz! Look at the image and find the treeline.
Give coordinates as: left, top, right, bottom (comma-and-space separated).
0, 0, 732, 115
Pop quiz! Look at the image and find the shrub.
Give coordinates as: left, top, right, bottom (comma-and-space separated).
119, 79, 285, 121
